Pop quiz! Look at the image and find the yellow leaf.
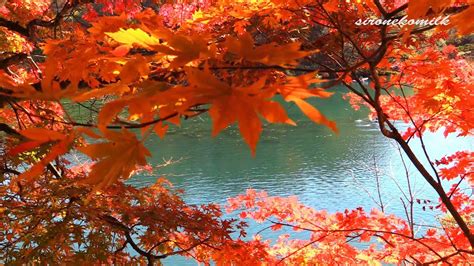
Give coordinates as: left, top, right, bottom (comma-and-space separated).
189, 10, 211, 23
106, 28, 160, 49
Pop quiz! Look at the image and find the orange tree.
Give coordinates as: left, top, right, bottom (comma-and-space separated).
0, 0, 473, 264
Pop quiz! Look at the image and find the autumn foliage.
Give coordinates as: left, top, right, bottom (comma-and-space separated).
0, 0, 473, 264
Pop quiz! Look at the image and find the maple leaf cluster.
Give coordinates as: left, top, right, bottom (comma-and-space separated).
0, 0, 473, 264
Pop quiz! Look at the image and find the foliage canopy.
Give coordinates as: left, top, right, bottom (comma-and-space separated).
0, 0, 473, 264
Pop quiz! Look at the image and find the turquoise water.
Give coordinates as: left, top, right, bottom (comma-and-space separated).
125, 88, 472, 265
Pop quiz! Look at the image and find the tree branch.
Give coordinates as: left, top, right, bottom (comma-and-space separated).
0, 17, 29, 36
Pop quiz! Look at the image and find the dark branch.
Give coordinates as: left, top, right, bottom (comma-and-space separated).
0, 17, 29, 36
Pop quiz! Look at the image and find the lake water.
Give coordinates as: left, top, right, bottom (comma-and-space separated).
125, 88, 472, 265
